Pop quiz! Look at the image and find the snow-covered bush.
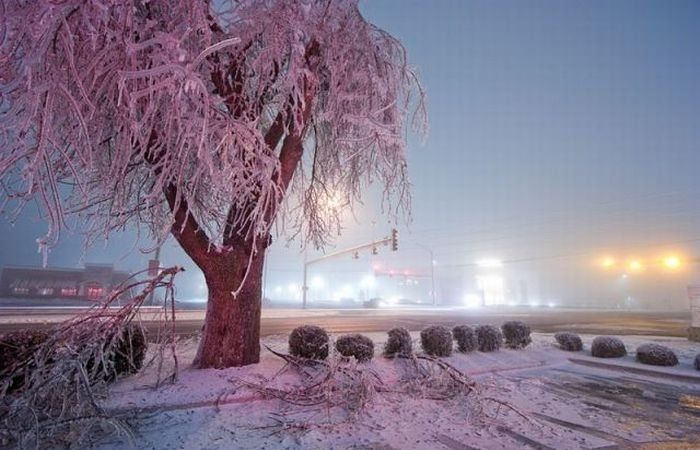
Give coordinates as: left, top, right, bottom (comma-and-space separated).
591, 336, 626, 358
420, 325, 453, 357
476, 325, 503, 352
289, 325, 329, 360
554, 332, 583, 351
383, 327, 412, 357
335, 334, 375, 362
452, 325, 477, 353
635, 343, 678, 367
87, 324, 148, 381
113, 325, 148, 375
0, 329, 49, 369
0, 329, 49, 392
0, 267, 181, 450
501, 321, 531, 349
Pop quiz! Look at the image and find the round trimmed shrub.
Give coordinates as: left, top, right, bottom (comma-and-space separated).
289, 325, 329, 360
112, 324, 148, 375
695, 354, 700, 371
501, 321, 532, 349
591, 336, 626, 358
554, 332, 583, 352
635, 343, 678, 367
335, 334, 375, 362
452, 325, 477, 353
420, 325, 453, 357
476, 325, 502, 352
383, 327, 412, 357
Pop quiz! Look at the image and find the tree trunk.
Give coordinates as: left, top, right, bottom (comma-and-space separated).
192, 246, 265, 368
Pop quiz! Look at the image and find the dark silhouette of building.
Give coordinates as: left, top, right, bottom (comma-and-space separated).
0, 264, 132, 301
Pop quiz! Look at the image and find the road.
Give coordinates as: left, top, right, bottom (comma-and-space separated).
0, 306, 691, 338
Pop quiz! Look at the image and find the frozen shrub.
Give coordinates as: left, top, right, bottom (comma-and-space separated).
695, 354, 700, 371
420, 325, 453, 357
476, 325, 502, 352
335, 334, 375, 362
635, 343, 678, 367
289, 325, 329, 360
554, 332, 583, 352
85, 325, 149, 381
501, 321, 532, 349
0, 329, 49, 392
452, 325, 477, 353
112, 324, 148, 375
591, 336, 626, 358
383, 327, 412, 357
0, 329, 49, 371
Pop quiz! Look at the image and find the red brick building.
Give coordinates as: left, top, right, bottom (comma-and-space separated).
0, 264, 133, 301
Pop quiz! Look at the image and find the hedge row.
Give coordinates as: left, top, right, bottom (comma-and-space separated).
288, 325, 699, 371
554, 332, 694, 369
288, 320, 533, 362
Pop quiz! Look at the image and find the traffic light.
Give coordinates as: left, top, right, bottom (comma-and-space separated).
390, 228, 398, 251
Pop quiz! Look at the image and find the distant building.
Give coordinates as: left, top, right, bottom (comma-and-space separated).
0, 264, 133, 301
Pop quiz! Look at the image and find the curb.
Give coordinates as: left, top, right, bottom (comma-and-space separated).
568, 357, 700, 384
106, 392, 264, 416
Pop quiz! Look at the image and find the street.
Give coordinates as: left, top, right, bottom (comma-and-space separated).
0, 307, 691, 339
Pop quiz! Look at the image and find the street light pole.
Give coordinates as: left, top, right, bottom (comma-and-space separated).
430, 251, 436, 306
147, 244, 161, 306
415, 243, 437, 306
302, 250, 308, 309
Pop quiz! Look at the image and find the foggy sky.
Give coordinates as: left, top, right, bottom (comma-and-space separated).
1, 0, 699, 306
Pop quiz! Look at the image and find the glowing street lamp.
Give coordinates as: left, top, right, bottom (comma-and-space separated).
310, 276, 326, 289
600, 256, 616, 269
628, 259, 643, 272
663, 256, 681, 270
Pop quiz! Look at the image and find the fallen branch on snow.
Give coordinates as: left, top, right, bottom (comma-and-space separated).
0, 266, 183, 450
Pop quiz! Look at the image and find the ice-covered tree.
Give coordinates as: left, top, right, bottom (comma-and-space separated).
0, 0, 425, 368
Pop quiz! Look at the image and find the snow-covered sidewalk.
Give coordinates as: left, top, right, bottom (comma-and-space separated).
97, 332, 700, 450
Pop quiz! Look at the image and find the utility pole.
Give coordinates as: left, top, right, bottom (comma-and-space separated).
147, 245, 161, 305
302, 230, 398, 308
302, 250, 309, 309
415, 243, 437, 306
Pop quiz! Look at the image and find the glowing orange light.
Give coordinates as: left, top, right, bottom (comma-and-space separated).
600, 256, 616, 269
628, 260, 643, 271
663, 256, 681, 269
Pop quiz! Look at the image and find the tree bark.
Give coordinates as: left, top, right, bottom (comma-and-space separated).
192, 243, 265, 368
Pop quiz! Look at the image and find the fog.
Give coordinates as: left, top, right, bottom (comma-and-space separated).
1, 0, 699, 311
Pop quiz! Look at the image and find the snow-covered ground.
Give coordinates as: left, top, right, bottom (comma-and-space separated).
95, 332, 700, 450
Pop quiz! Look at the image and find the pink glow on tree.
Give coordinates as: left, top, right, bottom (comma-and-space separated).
0, 0, 425, 368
